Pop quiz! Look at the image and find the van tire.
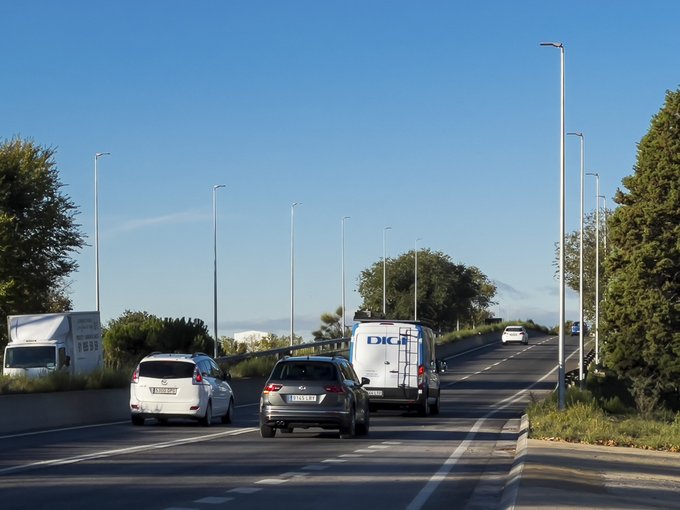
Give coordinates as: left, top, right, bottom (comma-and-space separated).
131, 415, 145, 426
418, 396, 430, 417
430, 392, 441, 415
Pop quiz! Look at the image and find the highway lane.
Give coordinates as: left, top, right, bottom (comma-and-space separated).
0, 333, 584, 509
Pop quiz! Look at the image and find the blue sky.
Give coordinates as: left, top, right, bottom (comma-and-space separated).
2, 1, 678, 339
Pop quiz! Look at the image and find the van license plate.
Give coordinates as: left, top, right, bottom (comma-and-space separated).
151, 387, 177, 395
289, 395, 316, 402
367, 390, 383, 397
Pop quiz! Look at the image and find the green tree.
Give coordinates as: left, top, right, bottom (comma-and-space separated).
357, 249, 496, 332
601, 88, 680, 414
312, 306, 348, 340
0, 138, 85, 350
103, 310, 212, 368
555, 210, 611, 323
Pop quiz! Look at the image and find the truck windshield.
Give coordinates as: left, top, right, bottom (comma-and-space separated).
4, 346, 57, 369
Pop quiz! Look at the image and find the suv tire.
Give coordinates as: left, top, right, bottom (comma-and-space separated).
339, 408, 356, 439
260, 423, 276, 438
356, 407, 370, 435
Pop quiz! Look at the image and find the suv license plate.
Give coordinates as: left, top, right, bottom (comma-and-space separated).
367, 390, 383, 397
289, 395, 316, 402
151, 387, 177, 395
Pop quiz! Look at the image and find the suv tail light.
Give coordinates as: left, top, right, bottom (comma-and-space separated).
324, 384, 345, 394
192, 366, 203, 384
263, 383, 282, 394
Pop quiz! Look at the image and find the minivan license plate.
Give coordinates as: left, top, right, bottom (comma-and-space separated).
151, 387, 177, 395
289, 395, 316, 402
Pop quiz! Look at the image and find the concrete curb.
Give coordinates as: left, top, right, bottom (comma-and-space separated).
499, 413, 529, 510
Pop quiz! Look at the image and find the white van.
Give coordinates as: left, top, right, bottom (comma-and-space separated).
349, 318, 444, 416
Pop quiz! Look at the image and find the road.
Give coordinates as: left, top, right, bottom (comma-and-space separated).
0, 334, 582, 510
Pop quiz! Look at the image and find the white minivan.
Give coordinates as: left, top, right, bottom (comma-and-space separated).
349, 318, 444, 416
130, 352, 234, 426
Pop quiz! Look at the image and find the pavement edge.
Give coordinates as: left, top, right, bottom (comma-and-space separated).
498, 412, 529, 510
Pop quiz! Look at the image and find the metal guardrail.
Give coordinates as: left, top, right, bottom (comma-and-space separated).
216, 337, 351, 365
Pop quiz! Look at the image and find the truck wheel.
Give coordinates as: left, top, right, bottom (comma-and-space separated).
131, 415, 145, 426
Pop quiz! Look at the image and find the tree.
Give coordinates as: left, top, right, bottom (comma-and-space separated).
601, 88, 680, 414
312, 306, 348, 340
103, 310, 212, 368
357, 249, 496, 332
554, 210, 611, 323
0, 138, 85, 350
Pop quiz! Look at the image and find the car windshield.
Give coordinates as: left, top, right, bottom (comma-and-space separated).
271, 362, 338, 381
139, 360, 195, 379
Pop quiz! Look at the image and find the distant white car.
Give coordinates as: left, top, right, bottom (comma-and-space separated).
501, 326, 529, 345
130, 352, 234, 426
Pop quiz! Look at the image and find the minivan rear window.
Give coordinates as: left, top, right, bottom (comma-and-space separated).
139, 361, 195, 379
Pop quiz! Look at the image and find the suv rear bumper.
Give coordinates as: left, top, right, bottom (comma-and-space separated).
260, 406, 350, 429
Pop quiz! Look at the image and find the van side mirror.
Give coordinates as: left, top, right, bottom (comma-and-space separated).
360, 377, 370, 387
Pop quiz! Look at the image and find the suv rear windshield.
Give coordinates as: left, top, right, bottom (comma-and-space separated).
139, 360, 195, 379
271, 361, 339, 381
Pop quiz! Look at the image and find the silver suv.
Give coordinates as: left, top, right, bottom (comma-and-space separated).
259, 356, 370, 439
130, 352, 234, 426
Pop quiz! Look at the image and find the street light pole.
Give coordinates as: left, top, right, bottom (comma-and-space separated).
212, 184, 226, 358
587, 172, 600, 365
290, 202, 301, 346
415, 238, 422, 321
568, 131, 585, 384
541, 41, 566, 410
94, 152, 110, 313
382, 226, 392, 316
341, 216, 350, 337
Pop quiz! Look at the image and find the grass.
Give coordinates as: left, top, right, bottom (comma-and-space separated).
0, 368, 131, 395
437, 320, 550, 345
527, 370, 680, 452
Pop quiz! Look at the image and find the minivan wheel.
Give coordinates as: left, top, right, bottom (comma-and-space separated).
200, 402, 213, 426
131, 415, 145, 426
221, 398, 234, 424
260, 423, 276, 438
339, 408, 356, 439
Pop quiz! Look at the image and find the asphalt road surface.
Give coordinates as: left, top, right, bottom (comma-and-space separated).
0, 334, 583, 510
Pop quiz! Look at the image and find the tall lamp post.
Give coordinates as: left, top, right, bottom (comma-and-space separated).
382, 226, 392, 316
568, 131, 585, 384
94, 152, 111, 312
341, 216, 350, 336
541, 41, 566, 410
290, 202, 301, 346
587, 172, 600, 365
415, 238, 422, 321
212, 184, 226, 358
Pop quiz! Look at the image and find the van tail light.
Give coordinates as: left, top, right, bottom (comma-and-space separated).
324, 384, 345, 394
418, 365, 425, 389
263, 384, 282, 394
193, 367, 203, 384
131, 366, 140, 384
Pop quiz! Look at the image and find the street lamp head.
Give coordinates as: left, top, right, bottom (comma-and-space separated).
384, 226, 392, 231
567, 132, 583, 137
95, 152, 111, 159
586, 172, 599, 177
540, 41, 564, 48
213, 184, 226, 190
292, 202, 301, 208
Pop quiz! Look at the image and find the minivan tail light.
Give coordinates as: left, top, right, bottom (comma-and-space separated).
324, 384, 345, 394
193, 367, 203, 384
131, 366, 140, 384
263, 384, 282, 394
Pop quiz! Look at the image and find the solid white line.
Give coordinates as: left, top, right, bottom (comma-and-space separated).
406, 336, 568, 510
0, 427, 258, 475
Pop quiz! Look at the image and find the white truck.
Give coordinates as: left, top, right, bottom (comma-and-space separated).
3, 312, 103, 378
349, 316, 445, 416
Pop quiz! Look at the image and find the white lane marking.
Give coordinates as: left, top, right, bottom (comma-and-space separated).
194, 496, 234, 504
0, 427, 258, 475
382, 441, 402, 445
368, 445, 390, 449
353, 449, 378, 454
339, 454, 362, 458
280, 471, 309, 478
256, 478, 288, 485
407, 336, 569, 510
322, 458, 346, 463
227, 487, 262, 494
